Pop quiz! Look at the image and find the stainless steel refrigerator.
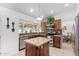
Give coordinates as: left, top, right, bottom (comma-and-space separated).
74, 13, 79, 56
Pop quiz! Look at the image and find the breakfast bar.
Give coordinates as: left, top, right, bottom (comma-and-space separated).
24, 37, 52, 56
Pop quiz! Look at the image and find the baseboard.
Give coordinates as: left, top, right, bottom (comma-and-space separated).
0, 50, 19, 56
19, 48, 25, 51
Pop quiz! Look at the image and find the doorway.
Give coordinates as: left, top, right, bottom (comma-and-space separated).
61, 21, 75, 56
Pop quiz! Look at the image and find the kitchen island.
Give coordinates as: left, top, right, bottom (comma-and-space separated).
19, 33, 47, 50
24, 37, 52, 56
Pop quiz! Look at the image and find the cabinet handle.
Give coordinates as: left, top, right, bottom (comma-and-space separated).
6, 17, 10, 29
12, 22, 15, 32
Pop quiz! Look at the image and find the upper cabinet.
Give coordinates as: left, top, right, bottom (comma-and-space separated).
54, 19, 61, 30
41, 21, 47, 31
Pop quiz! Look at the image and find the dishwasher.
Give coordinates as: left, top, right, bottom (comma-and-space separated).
19, 36, 27, 51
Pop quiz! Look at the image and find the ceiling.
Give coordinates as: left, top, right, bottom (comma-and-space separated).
0, 3, 77, 18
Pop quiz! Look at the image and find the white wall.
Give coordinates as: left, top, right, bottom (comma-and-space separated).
54, 10, 75, 22
0, 6, 33, 56
62, 21, 75, 34
0, 15, 1, 55
75, 4, 79, 16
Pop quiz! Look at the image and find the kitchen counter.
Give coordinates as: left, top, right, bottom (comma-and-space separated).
24, 37, 52, 56
24, 37, 52, 47
19, 34, 46, 40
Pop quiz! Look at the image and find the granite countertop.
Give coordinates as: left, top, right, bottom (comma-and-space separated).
54, 35, 61, 37
24, 37, 52, 47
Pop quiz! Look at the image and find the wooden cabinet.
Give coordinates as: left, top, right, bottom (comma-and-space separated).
25, 42, 49, 56
54, 19, 61, 30
25, 37, 51, 56
53, 35, 61, 48
53, 19, 62, 48
25, 43, 36, 56
41, 21, 47, 31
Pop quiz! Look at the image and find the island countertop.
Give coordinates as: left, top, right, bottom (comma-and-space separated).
24, 37, 52, 47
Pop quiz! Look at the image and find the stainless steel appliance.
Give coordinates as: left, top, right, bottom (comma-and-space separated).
74, 13, 79, 56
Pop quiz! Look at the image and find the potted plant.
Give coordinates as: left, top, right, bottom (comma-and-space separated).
47, 16, 55, 24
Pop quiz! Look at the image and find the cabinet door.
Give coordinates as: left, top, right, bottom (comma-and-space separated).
43, 43, 49, 56
41, 22, 47, 31
25, 43, 36, 56
54, 19, 61, 30
53, 36, 61, 48
39, 43, 49, 56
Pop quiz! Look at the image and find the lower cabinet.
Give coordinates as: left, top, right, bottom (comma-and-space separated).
25, 43, 49, 56
53, 35, 61, 48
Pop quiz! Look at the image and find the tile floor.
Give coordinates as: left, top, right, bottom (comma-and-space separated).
49, 43, 75, 56
16, 42, 75, 56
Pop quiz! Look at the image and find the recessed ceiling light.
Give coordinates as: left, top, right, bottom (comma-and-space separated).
51, 10, 54, 14
30, 8, 34, 13
64, 3, 69, 7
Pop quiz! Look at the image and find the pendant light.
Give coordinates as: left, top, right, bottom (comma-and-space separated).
36, 3, 42, 21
